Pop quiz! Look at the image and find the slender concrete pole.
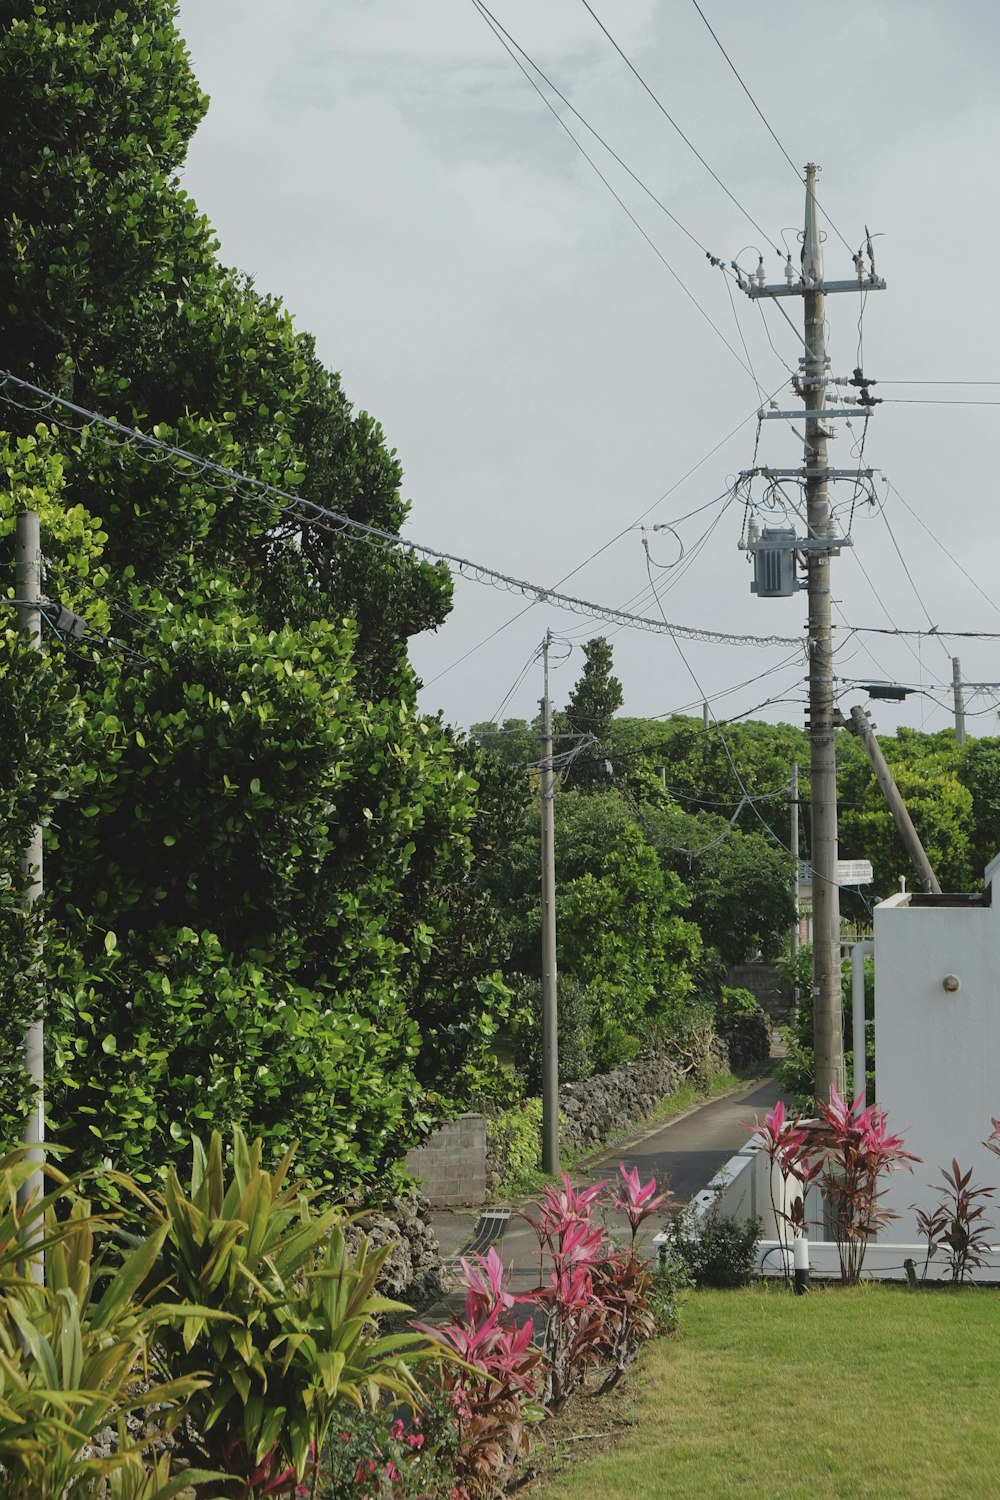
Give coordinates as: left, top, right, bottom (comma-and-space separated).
15, 510, 45, 1281
952, 657, 967, 747
539, 631, 559, 1176
802, 165, 845, 1106
847, 705, 941, 895
790, 762, 800, 961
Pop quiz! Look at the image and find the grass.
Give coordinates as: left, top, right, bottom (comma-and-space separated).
527, 1283, 1000, 1499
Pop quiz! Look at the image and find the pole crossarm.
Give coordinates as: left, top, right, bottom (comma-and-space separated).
746, 277, 887, 298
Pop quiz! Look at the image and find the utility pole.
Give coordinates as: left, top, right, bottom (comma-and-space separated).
539, 630, 559, 1177
15, 510, 45, 1280
800, 166, 844, 1105
846, 704, 942, 895
952, 657, 967, 746
742, 165, 886, 1107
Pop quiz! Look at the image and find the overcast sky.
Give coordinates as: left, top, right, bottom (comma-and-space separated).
174, 0, 1000, 739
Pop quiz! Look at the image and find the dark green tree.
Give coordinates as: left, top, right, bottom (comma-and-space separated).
0, 3, 507, 1190
563, 637, 624, 789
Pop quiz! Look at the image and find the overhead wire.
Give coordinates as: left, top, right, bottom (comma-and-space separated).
0, 369, 803, 651
577, 0, 782, 257
469, 0, 756, 381
884, 480, 1000, 620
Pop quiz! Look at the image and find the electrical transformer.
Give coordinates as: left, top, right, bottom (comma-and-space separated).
749, 526, 799, 597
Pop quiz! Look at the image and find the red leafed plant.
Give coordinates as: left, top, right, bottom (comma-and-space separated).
745, 1099, 823, 1275
522, 1175, 612, 1411
413, 1248, 543, 1500
816, 1088, 919, 1285
913, 1159, 996, 1284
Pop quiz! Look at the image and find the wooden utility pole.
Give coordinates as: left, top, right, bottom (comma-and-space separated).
846, 705, 941, 895
539, 630, 559, 1176
15, 510, 45, 1280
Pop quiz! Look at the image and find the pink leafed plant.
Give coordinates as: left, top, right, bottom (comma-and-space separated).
816, 1087, 919, 1285
611, 1164, 673, 1245
745, 1098, 823, 1271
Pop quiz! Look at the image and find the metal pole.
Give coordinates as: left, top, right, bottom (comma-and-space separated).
790, 762, 800, 961
802, 165, 845, 1106
952, 657, 967, 746
850, 939, 874, 1107
847, 704, 942, 895
15, 510, 44, 1281
539, 631, 560, 1176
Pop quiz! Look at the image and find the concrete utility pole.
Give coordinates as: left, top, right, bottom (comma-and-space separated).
15, 510, 45, 1279
846, 704, 942, 895
744, 165, 886, 1107
539, 630, 559, 1176
800, 166, 844, 1105
952, 657, 967, 746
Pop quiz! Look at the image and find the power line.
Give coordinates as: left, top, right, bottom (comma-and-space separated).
847, 625, 1000, 640
426, 375, 789, 684
471, 0, 713, 262
885, 480, 1000, 620
469, 0, 756, 381
878, 503, 951, 661
577, 0, 782, 256
686, 0, 854, 258
884, 398, 1000, 407
0, 369, 803, 650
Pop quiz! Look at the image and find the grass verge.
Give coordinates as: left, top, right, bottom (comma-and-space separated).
526, 1282, 1000, 1499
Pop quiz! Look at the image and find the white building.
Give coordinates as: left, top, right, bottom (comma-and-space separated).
874, 853, 1000, 1242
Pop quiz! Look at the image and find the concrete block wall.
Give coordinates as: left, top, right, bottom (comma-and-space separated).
404, 1113, 487, 1208
727, 962, 788, 1022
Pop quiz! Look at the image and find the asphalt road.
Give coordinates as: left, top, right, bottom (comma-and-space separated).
427, 1069, 785, 1305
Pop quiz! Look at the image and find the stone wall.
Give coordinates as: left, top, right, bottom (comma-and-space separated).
404, 1112, 486, 1208
343, 1192, 443, 1304
559, 1055, 685, 1155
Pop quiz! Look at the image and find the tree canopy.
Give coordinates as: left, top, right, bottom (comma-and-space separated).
0, 2, 509, 1190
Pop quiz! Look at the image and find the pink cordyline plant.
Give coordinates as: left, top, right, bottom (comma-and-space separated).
816, 1087, 919, 1285
983, 1118, 1000, 1160
745, 1099, 823, 1273
413, 1249, 542, 1500
611, 1163, 673, 1245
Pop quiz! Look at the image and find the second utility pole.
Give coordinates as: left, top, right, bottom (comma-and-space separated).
539, 630, 559, 1176
15, 509, 45, 1281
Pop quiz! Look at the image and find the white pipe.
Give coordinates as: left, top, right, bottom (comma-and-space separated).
850, 940, 874, 1105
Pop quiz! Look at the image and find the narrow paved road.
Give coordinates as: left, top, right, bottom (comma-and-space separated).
428, 1069, 785, 1302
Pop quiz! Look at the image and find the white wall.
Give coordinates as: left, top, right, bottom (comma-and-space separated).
874, 859, 1000, 1242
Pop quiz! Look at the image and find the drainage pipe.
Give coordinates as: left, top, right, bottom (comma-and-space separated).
849, 939, 874, 1106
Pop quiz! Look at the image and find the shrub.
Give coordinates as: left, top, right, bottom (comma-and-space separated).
672, 1202, 762, 1288
913, 1160, 995, 1284
815, 1088, 917, 1286
484, 1099, 543, 1199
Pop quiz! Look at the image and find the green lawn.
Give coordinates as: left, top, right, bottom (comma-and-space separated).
531, 1284, 1000, 1499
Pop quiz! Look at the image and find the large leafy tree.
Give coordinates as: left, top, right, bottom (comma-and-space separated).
0, 2, 507, 1189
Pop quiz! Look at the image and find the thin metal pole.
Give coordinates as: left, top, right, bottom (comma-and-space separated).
952, 657, 967, 746
790, 762, 800, 961
15, 510, 44, 1281
802, 164, 845, 1106
539, 631, 560, 1176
